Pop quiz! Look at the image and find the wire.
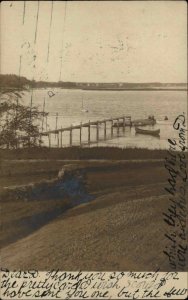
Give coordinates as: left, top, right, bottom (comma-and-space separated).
22, 1, 26, 25
47, 1, 54, 62
59, 1, 67, 81
34, 1, 40, 44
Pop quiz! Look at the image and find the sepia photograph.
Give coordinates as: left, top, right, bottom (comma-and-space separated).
0, 1, 187, 297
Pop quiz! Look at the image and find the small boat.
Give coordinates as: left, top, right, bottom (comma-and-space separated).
135, 126, 160, 136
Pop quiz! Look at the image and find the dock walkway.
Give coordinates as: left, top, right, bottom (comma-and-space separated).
40, 115, 132, 147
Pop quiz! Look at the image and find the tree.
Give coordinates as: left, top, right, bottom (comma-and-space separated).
0, 74, 30, 89
0, 90, 47, 149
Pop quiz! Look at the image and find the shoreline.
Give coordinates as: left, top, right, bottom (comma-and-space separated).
1, 86, 187, 92
0, 146, 180, 160
81, 88, 188, 91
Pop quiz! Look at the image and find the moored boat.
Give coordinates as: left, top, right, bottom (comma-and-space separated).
135, 126, 160, 136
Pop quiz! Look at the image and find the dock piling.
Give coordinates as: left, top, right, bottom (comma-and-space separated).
48, 133, 51, 148
104, 121, 107, 139
96, 121, 99, 142
117, 118, 119, 135
123, 117, 125, 131
57, 132, 60, 148
111, 118, 113, 137
45, 116, 48, 131
60, 127, 63, 147
55, 113, 58, 140
70, 124, 72, 146
80, 122, 82, 144
88, 120, 91, 144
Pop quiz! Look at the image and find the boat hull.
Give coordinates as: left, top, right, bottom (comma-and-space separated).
135, 127, 160, 136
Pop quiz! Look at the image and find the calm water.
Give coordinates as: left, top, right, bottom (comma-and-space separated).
22, 88, 187, 149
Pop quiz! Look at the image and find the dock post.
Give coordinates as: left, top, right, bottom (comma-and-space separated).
57, 132, 60, 148
55, 113, 58, 130
96, 121, 99, 142
117, 118, 119, 135
129, 116, 132, 127
123, 116, 125, 132
55, 113, 58, 141
39, 134, 42, 147
111, 118, 113, 137
70, 125, 72, 146
80, 122, 82, 145
45, 116, 48, 131
88, 120, 91, 144
48, 133, 51, 148
104, 121, 107, 139
60, 127, 63, 148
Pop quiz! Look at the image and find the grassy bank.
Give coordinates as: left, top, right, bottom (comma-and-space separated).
1, 147, 187, 270
2, 159, 181, 271
1, 159, 166, 249
1, 146, 186, 187
0, 146, 169, 160
1, 163, 89, 248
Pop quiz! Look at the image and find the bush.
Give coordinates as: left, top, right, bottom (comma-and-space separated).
0, 90, 47, 149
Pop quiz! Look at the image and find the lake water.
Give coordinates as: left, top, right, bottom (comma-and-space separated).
22, 88, 187, 149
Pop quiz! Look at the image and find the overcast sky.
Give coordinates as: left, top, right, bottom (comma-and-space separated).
1, 1, 187, 83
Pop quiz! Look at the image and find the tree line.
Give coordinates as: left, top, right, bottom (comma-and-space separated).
0, 74, 78, 89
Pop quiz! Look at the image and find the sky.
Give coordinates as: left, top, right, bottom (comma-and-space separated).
1, 1, 187, 83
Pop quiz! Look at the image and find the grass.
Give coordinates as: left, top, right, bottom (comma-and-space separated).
1, 156, 166, 249
2, 158, 180, 271
1, 146, 187, 269
0, 146, 170, 160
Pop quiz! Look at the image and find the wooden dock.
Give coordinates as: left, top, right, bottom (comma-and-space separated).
18, 115, 131, 148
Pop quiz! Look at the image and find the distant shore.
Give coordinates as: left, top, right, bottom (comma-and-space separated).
0, 74, 187, 92
1, 86, 187, 93
81, 88, 187, 91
